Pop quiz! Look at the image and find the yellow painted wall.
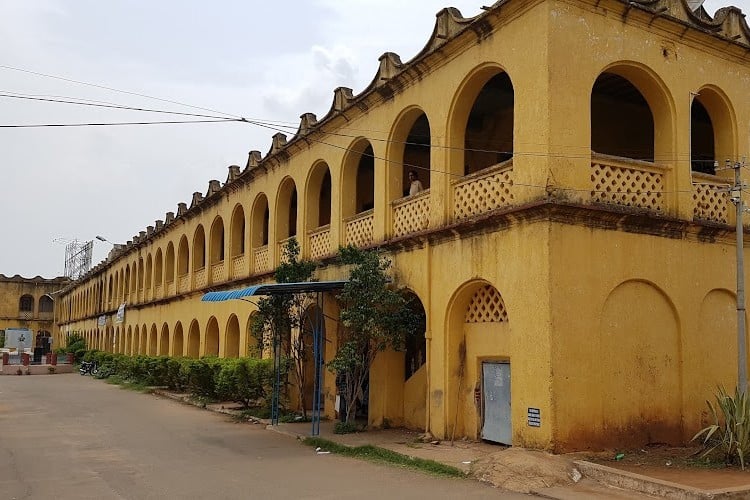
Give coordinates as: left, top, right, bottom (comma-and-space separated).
55, 0, 750, 451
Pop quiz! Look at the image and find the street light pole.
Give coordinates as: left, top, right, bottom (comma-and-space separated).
731, 159, 748, 394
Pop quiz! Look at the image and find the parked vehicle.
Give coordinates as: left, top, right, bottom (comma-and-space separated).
79, 360, 99, 376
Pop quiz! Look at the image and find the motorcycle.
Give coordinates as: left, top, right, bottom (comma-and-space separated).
79, 360, 99, 376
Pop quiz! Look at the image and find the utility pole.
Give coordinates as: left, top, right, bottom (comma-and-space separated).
731, 158, 748, 394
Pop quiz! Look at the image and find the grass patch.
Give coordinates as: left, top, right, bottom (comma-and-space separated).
105, 375, 151, 393
303, 437, 465, 478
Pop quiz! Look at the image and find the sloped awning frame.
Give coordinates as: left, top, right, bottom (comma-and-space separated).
201, 280, 346, 436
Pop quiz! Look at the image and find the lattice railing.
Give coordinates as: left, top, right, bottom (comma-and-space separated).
308, 225, 331, 260
231, 254, 246, 280
194, 267, 207, 288
393, 190, 430, 238
692, 173, 730, 224
254, 246, 270, 274
277, 237, 293, 265
345, 210, 374, 247
211, 261, 225, 284
590, 153, 665, 212
167, 282, 175, 296
145, 289, 152, 302
453, 160, 514, 220
154, 284, 163, 299
177, 274, 189, 293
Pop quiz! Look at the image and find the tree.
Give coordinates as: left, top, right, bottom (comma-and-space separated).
328, 246, 419, 425
250, 238, 317, 418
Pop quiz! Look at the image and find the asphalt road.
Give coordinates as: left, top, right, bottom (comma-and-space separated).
0, 374, 527, 499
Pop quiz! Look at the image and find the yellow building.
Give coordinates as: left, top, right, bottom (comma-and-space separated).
56, 0, 750, 452
1, 274, 69, 351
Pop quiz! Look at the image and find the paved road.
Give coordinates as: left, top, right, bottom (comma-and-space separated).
0, 374, 527, 499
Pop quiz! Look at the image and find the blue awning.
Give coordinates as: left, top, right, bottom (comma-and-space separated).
201, 280, 347, 303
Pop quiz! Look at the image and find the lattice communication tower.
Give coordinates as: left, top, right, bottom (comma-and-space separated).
64, 240, 93, 279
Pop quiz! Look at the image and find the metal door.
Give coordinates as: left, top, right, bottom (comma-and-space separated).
481, 361, 511, 444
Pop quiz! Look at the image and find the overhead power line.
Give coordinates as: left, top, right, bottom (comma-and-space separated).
0, 118, 238, 128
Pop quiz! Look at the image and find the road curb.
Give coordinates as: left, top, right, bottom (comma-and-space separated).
575, 460, 750, 499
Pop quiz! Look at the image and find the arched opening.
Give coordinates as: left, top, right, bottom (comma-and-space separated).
177, 236, 189, 276
391, 110, 432, 199
462, 73, 514, 175
140, 324, 148, 354
247, 312, 261, 358
193, 225, 206, 271
230, 204, 246, 257
305, 162, 333, 259
123, 265, 130, 301
591, 72, 654, 161
205, 317, 219, 357
145, 254, 153, 292
19, 294, 34, 313
173, 322, 184, 357
299, 304, 327, 414
39, 295, 53, 313
275, 178, 298, 243
154, 249, 163, 288
210, 216, 225, 264
342, 140, 375, 218
446, 281, 511, 443
133, 326, 140, 355
137, 257, 144, 296
159, 323, 169, 356
224, 315, 240, 358
108, 276, 113, 306
126, 326, 132, 355
165, 243, 175, 283
187, 320, 200, 358
691, 87, 736, 176
252, 194, 270, 248
149, 324, 158, 355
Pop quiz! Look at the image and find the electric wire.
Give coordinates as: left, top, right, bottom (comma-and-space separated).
0, 119, 238, 128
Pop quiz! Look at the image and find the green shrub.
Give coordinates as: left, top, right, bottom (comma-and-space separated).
334, 421, 360, 434
693, 386, 750, 469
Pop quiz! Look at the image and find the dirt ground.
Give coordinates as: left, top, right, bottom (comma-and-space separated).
579, 445, 750, 490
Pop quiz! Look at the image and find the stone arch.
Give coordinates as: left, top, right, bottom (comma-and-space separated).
209, 216, 225, 265
126, 325, 132, 355
230, 204, 246, 257
275, 177, 298, 243
341, 138, 375, 218
692, 85, 737, 175
224, 314, 240, 358
246, 312, 261, 358
598, 279, 681, 447
251, 193, 270, 248
136, 257, 144, 297
133, 325, 141, 355
149, 324, 158, 355
159, 323, 169, 356
591, 61, 675, 163
204, 317, 220, 357
446, 64, 514, 177
445, 280, 511, 441
123, 265, 131, 301
177, 236, 189, 277
140, 323, 148, 354
165, 242, 175, 284
154, 248, 163, 288
187, 320, 200, 358
305, 161, 332, 231
193, 224, 206, 271
145, 253, 153, 292
387, 106, 431, 202
172, 321, 184, 357
39, 295, 53, 313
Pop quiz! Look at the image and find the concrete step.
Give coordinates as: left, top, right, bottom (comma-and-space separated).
534, 479, 657, 499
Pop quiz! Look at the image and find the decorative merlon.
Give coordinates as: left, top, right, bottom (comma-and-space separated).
226, 165, 241, 183
156, 220, 164, 230
177, 203, 188, 216
207, 180, 221, 197
245, 150, 263, 171
165, 212, 175, 225
333, 87, 354, 112
297, 113, 318, 136
376, 52, 404, 85
270, 133, 287, 155
190, 192, 204, 208
147, 226, 154, 236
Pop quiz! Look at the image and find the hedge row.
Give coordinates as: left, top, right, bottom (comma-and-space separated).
83, 351, 277, 408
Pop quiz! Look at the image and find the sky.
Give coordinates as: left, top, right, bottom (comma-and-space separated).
0, 0, 746, 279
